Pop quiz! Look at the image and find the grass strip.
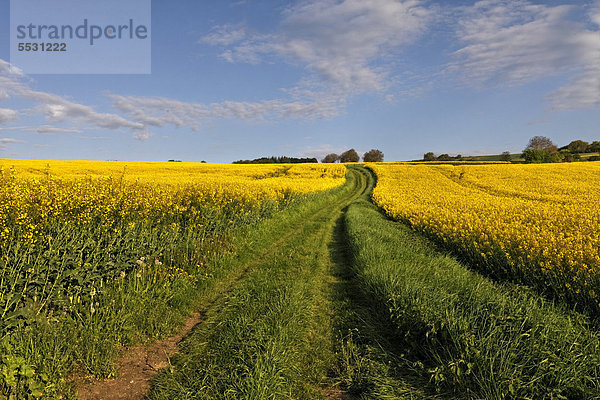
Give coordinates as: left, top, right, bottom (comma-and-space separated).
147, 169, 367, 399
343, 196, 600, 399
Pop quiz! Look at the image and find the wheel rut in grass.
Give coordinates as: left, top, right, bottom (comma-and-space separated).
76, 167, 369, 400
143, 167, 370, 399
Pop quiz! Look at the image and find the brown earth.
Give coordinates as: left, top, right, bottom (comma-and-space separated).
76, 312, 201, 400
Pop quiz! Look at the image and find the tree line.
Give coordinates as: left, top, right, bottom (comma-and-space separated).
520, 137, 600, 163
233, 156, 318, 164
232, 149, 384, 164
423, 137, 600, 164
423, 152, 465, 162
321, 149, 384, 163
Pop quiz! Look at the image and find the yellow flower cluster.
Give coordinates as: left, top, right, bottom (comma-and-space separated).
369, 162, 600, 311
0, 160, 346, 249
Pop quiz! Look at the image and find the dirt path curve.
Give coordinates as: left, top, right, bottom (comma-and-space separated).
76, 167, 369, 400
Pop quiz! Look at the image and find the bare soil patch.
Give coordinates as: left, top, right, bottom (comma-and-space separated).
76, 312, 200, 400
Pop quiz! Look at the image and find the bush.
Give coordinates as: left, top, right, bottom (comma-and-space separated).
522, 149, 561, 163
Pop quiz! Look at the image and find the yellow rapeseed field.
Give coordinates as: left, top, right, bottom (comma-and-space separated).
0, 159, 346, 249
369, 162, 600, 312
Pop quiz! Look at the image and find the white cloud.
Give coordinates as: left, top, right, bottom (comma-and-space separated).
200, 24, 246, 46
1, 57, 342, 139
452, 0, 600, 109
545, 66, 600, 110
0, 59, 24, 77
0, 108, 18, 124
21, 90, 146, 131
206, 0, 431, 95
35, 125, 83, 134
591, 0, 600, 27
0, 137, 25, 151
108, 93, 342, 131
0, 59, 150, 139
0, 138, 24, 144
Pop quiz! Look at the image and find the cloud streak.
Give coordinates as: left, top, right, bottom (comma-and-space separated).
0, 58, 149, 139
451, 0, 600, 110
0, 137, 25, 151
108, 93, 342, 131
35, 125, 84, 134
0, 108, 18, 124
203, 0, 431, 95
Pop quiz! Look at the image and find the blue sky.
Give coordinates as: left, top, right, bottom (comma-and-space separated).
0, 0, 599, 162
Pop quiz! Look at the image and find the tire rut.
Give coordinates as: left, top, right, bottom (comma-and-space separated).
75, 168, 367, 400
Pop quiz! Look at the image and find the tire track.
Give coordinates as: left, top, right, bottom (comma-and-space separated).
76, 168, 367, 400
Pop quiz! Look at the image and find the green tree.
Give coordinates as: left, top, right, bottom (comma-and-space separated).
363, 149, 384, 162
588, 141, 600, 153
500, 151, 511, 161
423, 152, 435, 161
321, 153, 339, 163
523, 136, 561, 163
526, 136, 557, 153
340, 149, 360, 163
567, 140, 589, 154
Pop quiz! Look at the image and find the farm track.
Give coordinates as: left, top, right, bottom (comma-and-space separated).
77, 167, 370, 400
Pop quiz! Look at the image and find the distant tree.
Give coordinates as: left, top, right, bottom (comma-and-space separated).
322, 153, 340, 163
522, 148, 561, 163
567, 140, 589, 153
523, 136, 560, 163
588, 141, 600, 153
363, 149, 384, 162
423, 152, 435, 161
340, 149, 360, 163
526, 136, 557, 153
233, 156, 317, 164
500, 151, 511, 161
437, 153, 452, 161
522, 149, 546, 163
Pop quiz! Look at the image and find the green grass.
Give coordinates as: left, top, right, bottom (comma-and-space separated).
147, 168, 369, 399
463, 154, 524, 162
342, 192, 600, 399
